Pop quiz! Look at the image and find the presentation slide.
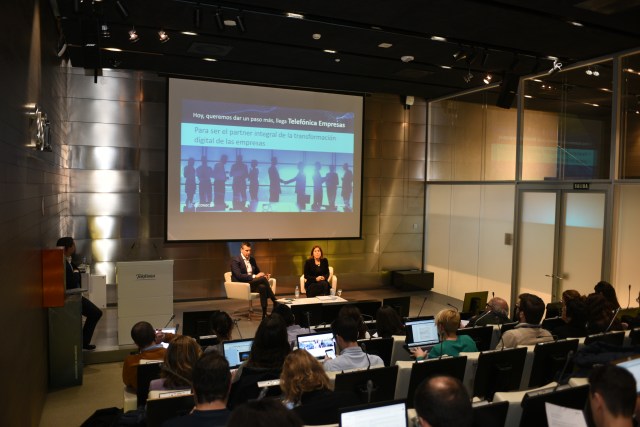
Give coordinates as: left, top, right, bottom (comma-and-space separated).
167, 79, 363, 241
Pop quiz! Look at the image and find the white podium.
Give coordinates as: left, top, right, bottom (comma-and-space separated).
80, 271, 107, 309
116, 260, 174, 346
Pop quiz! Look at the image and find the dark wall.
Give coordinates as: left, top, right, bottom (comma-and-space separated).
0, 1, 66, 425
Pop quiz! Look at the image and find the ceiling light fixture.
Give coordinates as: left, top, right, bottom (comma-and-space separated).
104, 47, 122, 52
568, 20, 583, 27
181, 31, 197, 36
378, 43, 392, 48
453, 49, 468, 62
312, 33, 321, 40
400, 55, 414, 63
324, 49, 337, 54
439, 65, 452, 69
203, 57, 217, 62
483, 74, 492, 84
286, 12, 304, 19
128, 27, 139, 43
548, 58, 562, 75
158, 30, 170, 43
431, 36, 447, 42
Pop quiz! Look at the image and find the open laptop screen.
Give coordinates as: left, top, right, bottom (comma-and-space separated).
340, 400, 407, 427
296, 331, 335, 359
617, 356, 640, 393
405, 318, 439, 349
222, 338, 254, 369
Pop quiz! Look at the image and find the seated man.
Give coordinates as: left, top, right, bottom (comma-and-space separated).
323, 315, 384, 372
500, 293, 553, 348
231, 241, 278, 319
163, 351, 232, 427
122, 321, 174, 390
589, 364, 636, 427
466, 297, 510, 327
414, 375, 472, 427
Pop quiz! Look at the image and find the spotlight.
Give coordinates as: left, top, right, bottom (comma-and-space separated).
100, 24, 110, 38
158, 30, 170, 43
128, 27, 139, 43
593, 69, 600, 76
586, 68, 593, 75
463, 71, 473, 83
548, 59, 562, 75
483, 74, 492, 84
453, 50, 468, 62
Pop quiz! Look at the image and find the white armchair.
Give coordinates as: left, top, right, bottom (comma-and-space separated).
223, 272, 277, 319
299, 266, 337, 294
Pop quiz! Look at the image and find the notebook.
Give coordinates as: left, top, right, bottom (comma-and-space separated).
296, 331, 336, 360
340, 400, 407, 427
405, 317, 439, 349
222, 338, 254, 368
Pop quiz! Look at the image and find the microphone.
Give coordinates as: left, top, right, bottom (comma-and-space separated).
553, 350, 575, 391
163, 314, 175, 329
605, 307, 621, 332
492, 291, 495, 298
174, 323, 180, 334
472, 307, 493, 326
417, 296, 428, 318
627, 284, 631, 309
305, 312, 312, 333
128, 241, 137, 258
257, 386, 269, 400
360, 342, 371, 369
234, 318, 243, 339
447, 303, 459, 312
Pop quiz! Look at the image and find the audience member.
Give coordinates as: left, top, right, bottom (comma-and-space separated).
594, 281, 621, 313
552, 297, 588, 339
411, 308, 477, 360
56, 237, 103, 350
204, 311, 234, 354
280, 349, 359, 425
414, 375, 472, 427
375, 305, 405, 338
500, 293, 553, 348
230, 241, 278, 319
586, 292, 623, 334
162, 351, 232, 427
150, 335, 202, 391
228, 315, 290, 408
272, 303, 313, 347
227, 399, 303, 427
123, 321, 174, 390
466, 297, 510, 327
338, 305, 369, 340
588, 364, 636, 427
323, 315, 383, 372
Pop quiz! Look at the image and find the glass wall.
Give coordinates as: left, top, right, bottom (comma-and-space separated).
521, 60, 613, 181
620, 52, 640, 178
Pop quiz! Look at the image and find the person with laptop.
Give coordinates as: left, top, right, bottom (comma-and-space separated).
588, 364, 636, 427
465, 297, 510, 327
273, 303, 314, 347
323, 315, 384, 372
410, 308, 477, 360
414, 375, 472, 427
122, 321, 175, 390
230, 241, 278, 319
162, 351, 232, 427
204, 311, 234, 355
150, 335, 201, 391
499, 293, 553, 348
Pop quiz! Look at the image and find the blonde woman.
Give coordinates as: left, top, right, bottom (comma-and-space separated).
411, 308, 477, 360
280, 349, 358, 425
150, 335, 202, 391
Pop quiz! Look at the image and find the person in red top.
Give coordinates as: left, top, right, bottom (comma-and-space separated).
122, 321, 174, 390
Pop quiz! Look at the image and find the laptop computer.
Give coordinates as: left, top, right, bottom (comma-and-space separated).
339, 400, 407, 427
296, 331, 336, 360
617, 355, 640, 393
404, 317, 439, 351
222, 338, 254, 369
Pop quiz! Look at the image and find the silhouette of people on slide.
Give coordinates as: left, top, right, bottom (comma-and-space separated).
230, 155, 248, 210
283, 162, 307, 211
249, 160, 259, 202
342, 163, 353, 211
184, 157, 196, 209
268, 157, 281, 203
197, 156, 212, 206
325, 164, 339, 211
212, 154, 228, 210
312, 162, 324, 210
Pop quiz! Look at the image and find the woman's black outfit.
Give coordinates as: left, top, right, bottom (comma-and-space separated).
303, 258, 331, 297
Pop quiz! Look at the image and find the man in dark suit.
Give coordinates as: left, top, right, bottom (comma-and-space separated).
56, 237, 103, 350
230, 242, 277, 319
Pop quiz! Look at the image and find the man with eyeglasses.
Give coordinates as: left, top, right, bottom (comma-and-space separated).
466, 297, 510, 327
499, 293, 553, 348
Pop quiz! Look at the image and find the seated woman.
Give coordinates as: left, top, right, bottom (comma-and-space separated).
228, 315, 291, 409
303, 245, 331, 297
586, 292, 623, 334
375, 305, 405, 338
411, 308, 477, 360
553, 297, 588, 339
280, 349, 359, 425
205, 310, 234, 354
149, 335, 202, 391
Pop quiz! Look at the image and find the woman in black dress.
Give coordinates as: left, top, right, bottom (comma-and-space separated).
303, 245, 331, 297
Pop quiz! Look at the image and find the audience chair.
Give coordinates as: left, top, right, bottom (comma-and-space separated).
299, 266, 338, 294
405, 356, 467, 407
471, 400, 509, 427
584, 330, 625, 346
123, 360, 163, 411
146, 394, 194, 427
223, 272, 276, 319
334, 365, 398, 405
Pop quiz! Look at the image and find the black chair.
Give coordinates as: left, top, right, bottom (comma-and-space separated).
358, 337, 394, 367
136, 362, 163, 407
227, 367, 282, 409
457, 325, 493, 351
383, 296, 411, 318
471, 400, 509, 427
406, 356, 467, 408
630, 327, 640, 346
146, 394, 194, 427
541, 316, 565, 333
528, 339, 579, 388
584, 330, 625, 346
334, 365, 399, 405
519, 385, 589, 427
473, 347, 527, 400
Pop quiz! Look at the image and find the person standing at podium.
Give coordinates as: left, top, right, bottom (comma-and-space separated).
56, 237, 103, 350
231, 242, 278, 319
